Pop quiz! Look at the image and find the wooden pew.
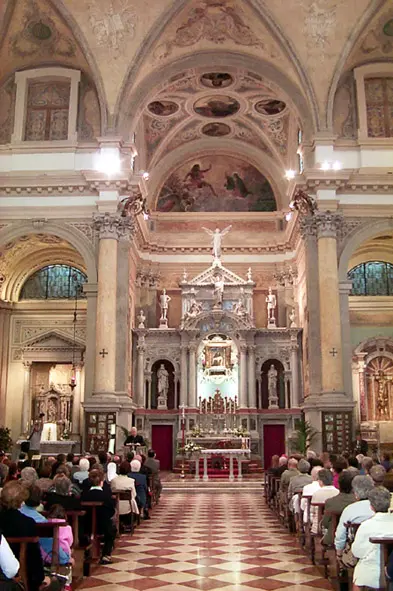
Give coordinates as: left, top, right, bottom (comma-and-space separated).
301, 495, 312, 550
370, 536, 393, 591
35, 520, 67, 571
80, 501, 104, 571
6, 535, 39, 590
310, 502, 326, 566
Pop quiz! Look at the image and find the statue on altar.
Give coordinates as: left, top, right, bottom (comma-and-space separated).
202, 225, 232, 262
268, 364, 279, 408
213, 273, 225, 308
266, 286, 277, 327
159, 288, 171, 327
376, 369, 392, 417
157, 363, 169, 408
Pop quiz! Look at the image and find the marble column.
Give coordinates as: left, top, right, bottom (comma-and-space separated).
71, 364, 83, 438
136, 339, 146, 407
188, 342, 197, 408
0, 301, 11, 423
239, 343, 247, 408
116, 222, 134, 395
300, 217, 322, 395
247, 345, 256, 408
180, 344, 188, 407
316, 212, 344, 394
339, 280, 353, 399
83, 283, 97, 399
93, 213, 127, 395
358, 356, 367, 422
21, 361, 32, 436
290, 343, 300, 408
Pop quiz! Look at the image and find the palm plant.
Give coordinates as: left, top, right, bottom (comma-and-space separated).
293, 416, 318, 455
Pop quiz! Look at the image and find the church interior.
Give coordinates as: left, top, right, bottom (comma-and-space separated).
1, 0, 393, 589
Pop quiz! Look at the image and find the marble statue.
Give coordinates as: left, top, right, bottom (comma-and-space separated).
289, 308, 296, 328
268, 364, 278, 408
202, 226, 232, 261
157, 364, 169, 410
137, 309, 146, 329
213, 273, 225, 307
266, 286, 277, 326
159, 288, 171, 321
247, 267, 253, 282
233, 297, 247, 317
188, 299, 203, 318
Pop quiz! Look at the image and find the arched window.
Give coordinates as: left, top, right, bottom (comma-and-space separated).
348, 261, 393, 296
20, 265, 87, 300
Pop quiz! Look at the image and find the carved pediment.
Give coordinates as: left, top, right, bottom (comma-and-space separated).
182, 262, 250, 287
23, 330, 85, 351
183, 309, 253, 331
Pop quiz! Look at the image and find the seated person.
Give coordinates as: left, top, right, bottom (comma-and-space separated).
72, 458, 90, 487
0, 529, 20, 589
20, 466, 38, 488
321, 471, 355, 546
144, 449, 162, 500
369, 464, 386, 487
124, 427, 146, 447
279, 458, 299, 505
106, 462, 117, 483
301, 466, 324, 523
332, 456, 349, 489
81, 469, 116, 565
20, 487, 70, 566
111, 461, 138, 529
128, 459, 149, 519
36, 463, 53, 493
288, 459, 312, 513
45, 504, 73, 566
352, 487, 393, 590
310, 469, 340, 534
45, 475, 81, 511
0, 482, 47, 591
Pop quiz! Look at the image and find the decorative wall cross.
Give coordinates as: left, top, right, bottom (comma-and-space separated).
99, 349, 108, 358
329, 348, 338, 357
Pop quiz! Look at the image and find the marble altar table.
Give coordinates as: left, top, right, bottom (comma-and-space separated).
194, 448, 251, 482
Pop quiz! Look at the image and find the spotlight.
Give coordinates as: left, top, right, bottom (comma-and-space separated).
332, 160, 342, 171
320, 161, 330, 171
95, 148, 121, 176
142, 171, 150, 180
285, 169, 296, 180
285, 211, 293, 221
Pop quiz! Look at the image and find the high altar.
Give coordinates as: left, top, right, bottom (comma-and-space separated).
132, 231, 302, 463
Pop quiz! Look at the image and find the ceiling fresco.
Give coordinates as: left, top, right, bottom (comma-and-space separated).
156, 155, 276, 213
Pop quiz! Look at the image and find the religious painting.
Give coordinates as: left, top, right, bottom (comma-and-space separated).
156, 155, 276, 212
202, 122, 231, 137
147, 100, 179, 117
200, 72, 233, 89
255, 98, 286, 116
193, 95, 240, 118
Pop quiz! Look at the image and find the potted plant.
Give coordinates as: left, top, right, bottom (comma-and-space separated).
0, 426, 12, 453
293, 416, 318, 455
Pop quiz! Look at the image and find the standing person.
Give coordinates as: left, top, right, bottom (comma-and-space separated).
28, 414, 44, 457
352, 433, 368, 456
144, 449, 162, 500
124, 427, 146, 447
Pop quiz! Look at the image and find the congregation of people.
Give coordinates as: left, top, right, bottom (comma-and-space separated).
266, 438, 393, 591
0, 446, 162, 591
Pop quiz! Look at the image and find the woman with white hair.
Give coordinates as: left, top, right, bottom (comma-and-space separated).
352, 487, 393, 589
20, 466, 38, 486
128, 459, 149, 519
72, 458, 90, 486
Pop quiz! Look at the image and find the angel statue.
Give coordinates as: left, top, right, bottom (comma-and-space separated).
202, 226, 232, 262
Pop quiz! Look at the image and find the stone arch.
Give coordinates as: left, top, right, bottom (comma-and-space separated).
326, 0, 386, 130
338, 219, 393, 283
0, 221, 97, 289
116, 50, 316, 140
149, 138, 286, 211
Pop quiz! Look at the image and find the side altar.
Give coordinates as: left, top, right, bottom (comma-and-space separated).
132, 227, 303, 469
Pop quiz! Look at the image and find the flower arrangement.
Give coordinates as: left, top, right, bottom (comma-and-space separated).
190, 426, 202, 437
60, 427, 70, 441
183, 441, 202, 454
233, 426, 249, 437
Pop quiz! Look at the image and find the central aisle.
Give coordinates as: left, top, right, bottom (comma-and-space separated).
79, 491, 332, 591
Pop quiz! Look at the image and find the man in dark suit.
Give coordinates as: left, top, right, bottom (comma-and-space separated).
81, 469, 116, 565
128, 459, 149, 519
352, 433, 368, 456
144, 449, 162, 499
124, 427, 146, 447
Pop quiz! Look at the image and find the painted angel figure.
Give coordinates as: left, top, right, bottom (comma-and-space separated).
202, 226, 232, 261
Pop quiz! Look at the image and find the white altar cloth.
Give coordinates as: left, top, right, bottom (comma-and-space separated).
195, 448, 251, 481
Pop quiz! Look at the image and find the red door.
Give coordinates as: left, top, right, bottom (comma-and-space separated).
151, 425, 173, 471
263, 425, 285, 470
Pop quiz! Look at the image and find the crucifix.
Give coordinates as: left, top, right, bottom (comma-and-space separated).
179, 404, 186, 479
99, 348, 108, 358
329, 348, 338, 357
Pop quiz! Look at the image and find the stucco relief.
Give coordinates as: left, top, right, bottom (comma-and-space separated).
153, 1, 281, 62
333, 75, 357, 139
0, 79, 15, 145
87, 0, 137, 52
78, 76, 101, 140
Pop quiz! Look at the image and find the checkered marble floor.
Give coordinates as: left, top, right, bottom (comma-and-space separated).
77, 491, 333, 591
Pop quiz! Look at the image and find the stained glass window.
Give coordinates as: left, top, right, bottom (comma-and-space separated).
20, 265, 87, 299
348, 261, 393, 296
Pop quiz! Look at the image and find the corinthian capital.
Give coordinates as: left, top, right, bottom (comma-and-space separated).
315, 211, 343, 239
93, 213, 122, 240
299, 215, 318, 239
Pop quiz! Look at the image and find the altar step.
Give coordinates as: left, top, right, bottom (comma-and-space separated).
163, 479, 264, 491
173, 457, 263, 478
